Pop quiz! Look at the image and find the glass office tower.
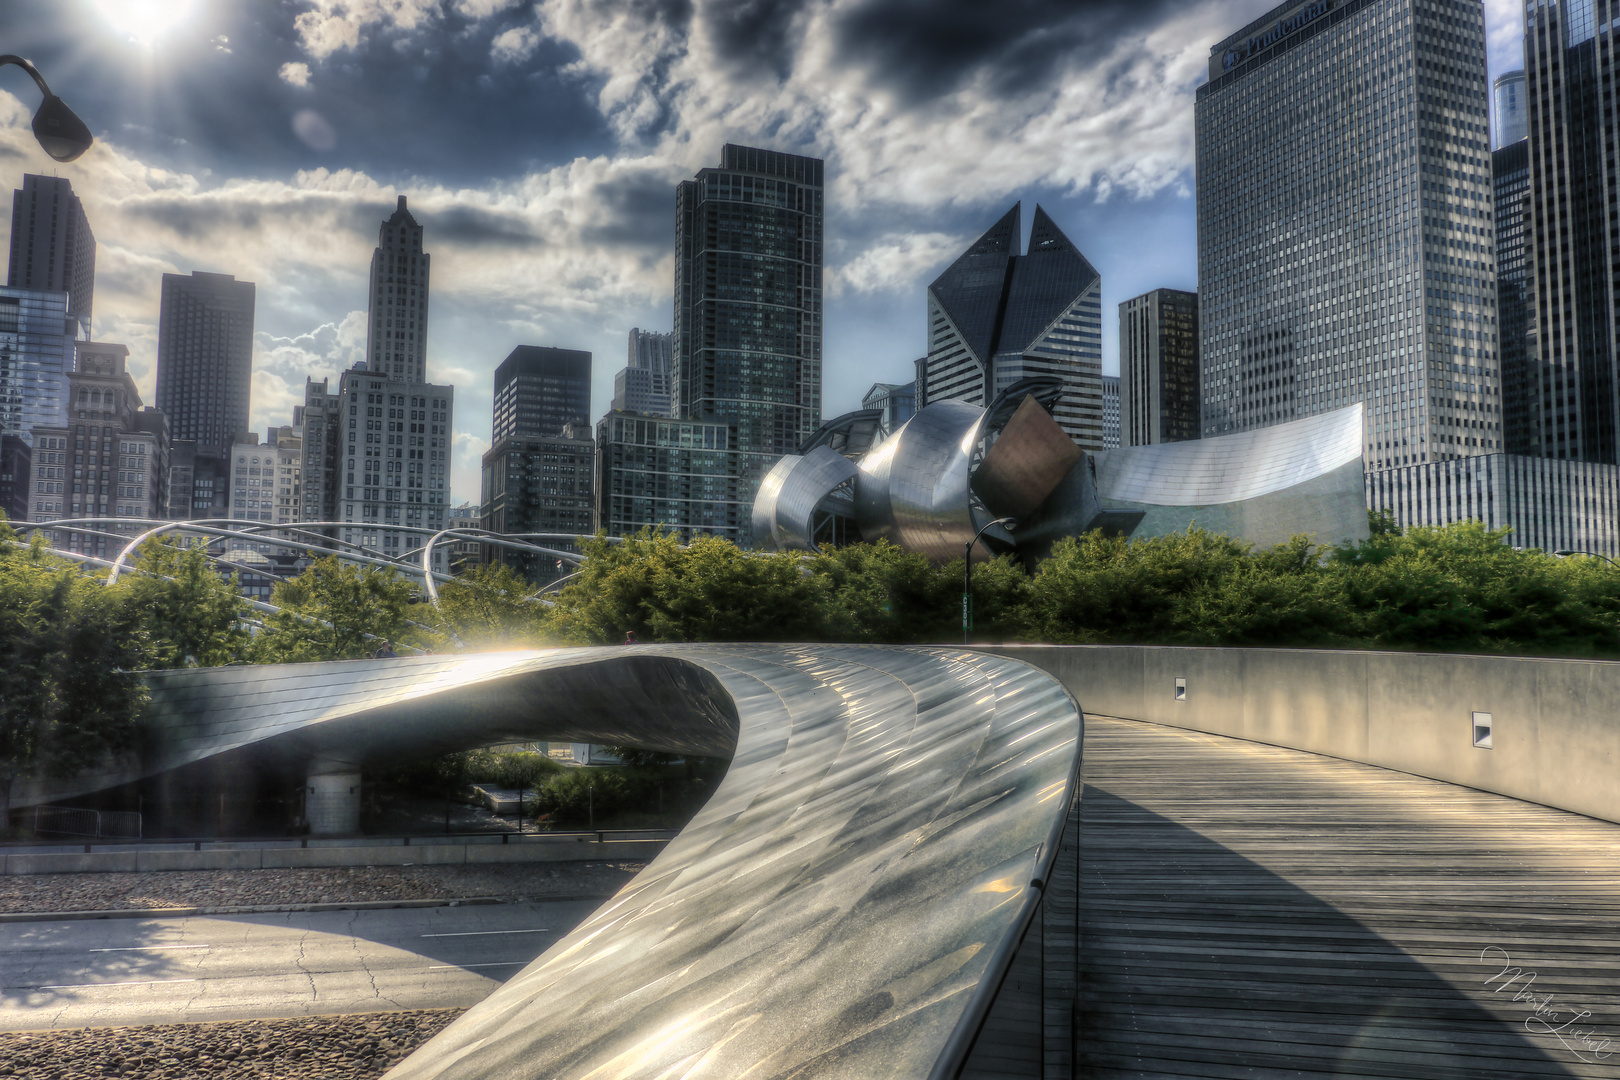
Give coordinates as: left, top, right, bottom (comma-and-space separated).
674, 145, 823, 545
1120, 288, 1200, 446
1196, 0, 1500, 473
1524, 0, 1620, 462
1493, 138, 1536, 454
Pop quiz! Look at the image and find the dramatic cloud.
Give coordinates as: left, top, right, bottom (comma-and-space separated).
3, 0, 1531, 504
831, 232, 966, 298
291, 0, 444, 59
490, 24, 542, 63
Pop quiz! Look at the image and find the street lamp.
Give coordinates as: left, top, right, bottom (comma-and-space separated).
963, 516, 1016, 646
1554, 549, 1620, 569
1, 55, 93, 162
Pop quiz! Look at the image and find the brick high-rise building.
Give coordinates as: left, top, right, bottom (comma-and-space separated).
366, 196, 430, 384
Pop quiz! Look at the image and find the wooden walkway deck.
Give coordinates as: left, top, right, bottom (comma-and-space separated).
1079, 716, 1620, 1079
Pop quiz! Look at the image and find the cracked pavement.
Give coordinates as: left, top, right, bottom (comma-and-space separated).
0, 900, 597, 1030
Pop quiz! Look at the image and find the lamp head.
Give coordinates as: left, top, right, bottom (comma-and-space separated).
32, 94, 93, 162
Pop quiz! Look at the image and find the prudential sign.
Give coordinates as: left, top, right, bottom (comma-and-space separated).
1223, 0, 1334, 71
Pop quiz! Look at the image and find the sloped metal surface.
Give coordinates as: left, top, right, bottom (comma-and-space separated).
1093, 403, 1365, 506
126, 646, 1081, 1079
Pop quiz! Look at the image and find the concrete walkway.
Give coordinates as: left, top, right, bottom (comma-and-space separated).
1080, 716, 1620, 1080
0, 899, 598, 1030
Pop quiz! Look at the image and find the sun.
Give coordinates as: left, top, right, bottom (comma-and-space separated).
91, 0, 201, 48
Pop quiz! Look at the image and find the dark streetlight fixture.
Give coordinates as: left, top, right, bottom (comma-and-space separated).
1554, 549, 1620, 569
963, 517, 1016, 646
1, 55, 93, 162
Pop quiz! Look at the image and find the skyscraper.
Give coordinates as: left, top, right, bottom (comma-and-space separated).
321, 197, 453, 563
1101, 375, 1121, 449
613, 328, 673, 416
1493, 70, 1528, 148
674, 145, 823, 543
1196, 0, 1499, 474
7, 175, 94, 333
0, 287, 79, 445
154, 271, 256, 459
1522, 0, 1620, 462
919, 203, 1103, 447
493, 346, 591, 442
596, 411, 744, 544
480, 426, 595, 580
1119, 289, 1200, 446
366, 196, 431, 384
1494, 138, 1536, 454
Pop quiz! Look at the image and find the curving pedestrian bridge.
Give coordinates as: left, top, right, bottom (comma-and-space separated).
133, 646, 1083, 1079
25, 644, 1620, 1078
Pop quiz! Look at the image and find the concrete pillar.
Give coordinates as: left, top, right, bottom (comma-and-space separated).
306, 762, 362, 835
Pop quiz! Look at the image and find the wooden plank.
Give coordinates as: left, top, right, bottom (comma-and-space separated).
1079, 716, 1620, 1079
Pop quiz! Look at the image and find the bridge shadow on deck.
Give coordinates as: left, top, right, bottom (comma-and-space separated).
1078, 718, 1619, 1080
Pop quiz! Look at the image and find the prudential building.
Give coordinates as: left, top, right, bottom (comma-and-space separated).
1195, 0, 1500, 477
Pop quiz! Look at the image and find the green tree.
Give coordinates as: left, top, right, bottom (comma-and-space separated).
123, 538, 250, 668
429, 562, 547, 650
541, 530, 827, 643
0, 527, 149, 823
250, 556, 419, 662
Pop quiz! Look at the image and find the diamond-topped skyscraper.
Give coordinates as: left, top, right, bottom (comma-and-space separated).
917, 203, 1103, 448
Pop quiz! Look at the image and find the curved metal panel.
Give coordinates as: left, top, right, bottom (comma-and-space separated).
1093, 404, 1365, 506
855, 400, 983, 561
752, 446, 860, 552
799, 407, 886, 459
750, 454, 800, 550
111, 646, 1082, 1080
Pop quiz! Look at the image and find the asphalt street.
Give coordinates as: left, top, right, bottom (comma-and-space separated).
0, 899, 598, 1030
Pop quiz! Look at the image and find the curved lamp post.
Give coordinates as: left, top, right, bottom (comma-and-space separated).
963, 516, 1016, 646
1554, 548, 1620, 569
0, 55, 93, 162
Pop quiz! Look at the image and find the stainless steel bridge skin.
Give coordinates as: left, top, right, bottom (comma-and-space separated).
122, 645, 1083, 1079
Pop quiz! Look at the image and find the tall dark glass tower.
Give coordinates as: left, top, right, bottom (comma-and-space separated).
1493, 138, 1536, 454
154, 271, 256, 459
492, 345, 591, 441
674, 144, 823, 543
1523, 0, 1620, 461
919, 203, 1103, 447
7, 175, 95, 334
1120, 288, 1201, 446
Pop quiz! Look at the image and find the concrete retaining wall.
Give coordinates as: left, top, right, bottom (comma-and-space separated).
1, 836, 670, 876
983, 645, 1620, 825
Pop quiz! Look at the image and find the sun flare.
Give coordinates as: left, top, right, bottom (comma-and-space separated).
92, 0, 201, 47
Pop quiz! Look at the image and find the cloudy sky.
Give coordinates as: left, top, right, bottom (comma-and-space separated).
2, 0, 1526, 503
